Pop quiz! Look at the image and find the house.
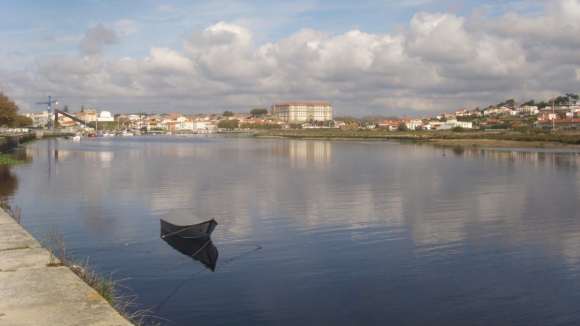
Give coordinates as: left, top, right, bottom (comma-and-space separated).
429, 119, 473, 130
483, 107, 499, 116
536, 118, 580, 129
537, 109, 558, 121
404, 118, 423, 130
76, 110, 98, 122
515, 105, 539, 115
469, 109, 483, 116
30, 112, 49, 127
378, 120, 399, 131
498, 106, 517, 116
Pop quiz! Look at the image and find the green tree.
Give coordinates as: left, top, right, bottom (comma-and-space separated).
217, 119, 239, 129
14, 115, 33, 127
522, 99, 535, 106
397, 122, 408, 131
554, 96, 570, 106
223, 110, 234, 117
0, 91, 20, 127
566, 93, 579, 105
63, 105, 69, 113
250, 108, 269, 116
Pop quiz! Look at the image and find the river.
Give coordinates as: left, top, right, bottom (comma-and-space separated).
2, 135, 579, 325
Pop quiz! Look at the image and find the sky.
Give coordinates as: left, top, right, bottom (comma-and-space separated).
1, 0, 579, 118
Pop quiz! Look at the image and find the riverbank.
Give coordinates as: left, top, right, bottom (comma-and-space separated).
0, 133, 37, 153
0, 208, 132, 326
255, 129, 580, 149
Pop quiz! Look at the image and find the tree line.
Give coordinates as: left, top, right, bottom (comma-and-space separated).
495, 93, 579, 109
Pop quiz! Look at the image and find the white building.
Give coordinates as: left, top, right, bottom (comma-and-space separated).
404, 119, 424, 130
30, 111, 48, 127
97, 110, 114, 122
192, 121, 206, 131
271, 102, 333, 123
429, 119, 473, 130
515, 106, 539, 115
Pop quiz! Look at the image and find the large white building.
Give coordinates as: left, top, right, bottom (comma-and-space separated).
271, 102, 333, 123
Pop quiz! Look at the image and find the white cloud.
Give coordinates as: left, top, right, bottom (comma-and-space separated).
3, 0, 580, 116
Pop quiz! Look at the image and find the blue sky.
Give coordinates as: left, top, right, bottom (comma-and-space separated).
0, 0, 577, 117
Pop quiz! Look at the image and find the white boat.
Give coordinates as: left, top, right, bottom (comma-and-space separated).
160, 209, 218, 239
72, 135, 81, 141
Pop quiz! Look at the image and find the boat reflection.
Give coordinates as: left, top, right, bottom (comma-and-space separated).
161, 229, 219, 272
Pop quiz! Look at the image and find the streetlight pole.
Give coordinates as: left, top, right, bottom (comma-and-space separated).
36, 95, 58, 130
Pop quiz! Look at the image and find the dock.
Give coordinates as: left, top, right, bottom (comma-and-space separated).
0, 208, 132, 326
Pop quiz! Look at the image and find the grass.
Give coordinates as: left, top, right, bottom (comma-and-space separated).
0, 153, 27, 165
42, 226, 163, 325
43, 225, 68, 267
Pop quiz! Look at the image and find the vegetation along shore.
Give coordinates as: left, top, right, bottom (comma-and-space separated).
255, 129, 580, 149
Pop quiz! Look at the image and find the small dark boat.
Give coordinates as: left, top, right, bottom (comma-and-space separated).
161, 229, 218, 271
160, 209, 218, 239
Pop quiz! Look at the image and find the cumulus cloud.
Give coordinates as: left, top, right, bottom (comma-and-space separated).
79, 23, 119, 56
4, 0, 580, 116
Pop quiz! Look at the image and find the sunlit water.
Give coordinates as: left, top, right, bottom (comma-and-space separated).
2, 135, 580, 325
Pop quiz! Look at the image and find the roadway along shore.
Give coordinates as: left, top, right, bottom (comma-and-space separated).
0, 208, 132, 326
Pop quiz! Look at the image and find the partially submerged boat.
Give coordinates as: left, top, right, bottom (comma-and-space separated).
160, 209, 218, 239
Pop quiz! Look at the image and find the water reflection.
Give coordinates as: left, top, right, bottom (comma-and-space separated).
288, 141, 332, 169
453, 148, 580, 168
161, 230, 218, 271
0, 165, 18, 199
0, 148, 30, 204
8, 138, 580, 325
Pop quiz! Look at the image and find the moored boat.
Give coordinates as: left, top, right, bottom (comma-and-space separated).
160, 209, 218, 239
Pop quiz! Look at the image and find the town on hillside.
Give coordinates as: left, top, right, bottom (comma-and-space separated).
4, 95, 580, 134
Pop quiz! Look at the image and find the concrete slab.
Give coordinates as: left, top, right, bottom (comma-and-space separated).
0, 266, 132, 326
0, 223, 41, 251
0, 248, 53, 271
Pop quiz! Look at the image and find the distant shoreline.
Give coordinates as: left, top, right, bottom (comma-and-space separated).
254, 130, 580, 149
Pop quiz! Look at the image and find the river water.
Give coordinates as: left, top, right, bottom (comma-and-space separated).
2, 135, 580, 325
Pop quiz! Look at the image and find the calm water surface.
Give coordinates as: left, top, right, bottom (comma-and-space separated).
2, 135, 580, 325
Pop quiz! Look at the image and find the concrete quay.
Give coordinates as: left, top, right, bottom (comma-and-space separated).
0, 209, 132, 326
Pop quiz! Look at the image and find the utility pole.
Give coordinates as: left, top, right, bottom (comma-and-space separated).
36, 95, 58, 130
552, 99, 555, 130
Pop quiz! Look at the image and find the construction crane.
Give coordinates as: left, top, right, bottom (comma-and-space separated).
36, 95, 58, 130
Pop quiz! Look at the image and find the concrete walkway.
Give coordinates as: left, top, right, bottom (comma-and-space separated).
0, 209, 132, 326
